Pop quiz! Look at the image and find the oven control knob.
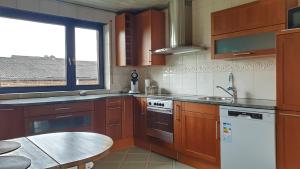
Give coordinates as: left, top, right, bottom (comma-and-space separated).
154, 103, 157, 106
161, 103, 165, 107
148, 102, 151, 105
159, 103, 163, 106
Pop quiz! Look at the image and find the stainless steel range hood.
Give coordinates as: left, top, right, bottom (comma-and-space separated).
153, 0, 208, 55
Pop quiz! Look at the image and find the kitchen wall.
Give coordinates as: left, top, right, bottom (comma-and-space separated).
142, 0, 276, 100
0, 0, 134, 94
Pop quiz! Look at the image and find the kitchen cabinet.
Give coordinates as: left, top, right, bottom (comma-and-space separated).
0, 107, 25, 140
115, 13, 136, 66
133, 97, 149, 148
122, 97, 133, 138
174, 102, 220, 166
212, 0, 289, 36
93, 100, 106, 134
106, 98, 123, 140
24, 102, 94, 135
174, 101, 182, 151
277, 111, 300, 169
211, 0, 294, 59
136, 9, 165, 66
277, 29, 300, 111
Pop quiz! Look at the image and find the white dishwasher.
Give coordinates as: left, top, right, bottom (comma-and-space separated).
220, 106, 276, 169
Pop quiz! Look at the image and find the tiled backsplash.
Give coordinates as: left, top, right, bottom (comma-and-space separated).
141, 53, 276, 100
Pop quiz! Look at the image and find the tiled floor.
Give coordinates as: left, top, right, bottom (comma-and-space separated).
94, 147, 195, 169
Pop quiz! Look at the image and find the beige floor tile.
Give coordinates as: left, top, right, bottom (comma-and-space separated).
175, 161, 196, 169
119, 162, 147, 169
93, 161, 121, 169
149, 153, 173, 163
127, 147, 149, 154
124, 153, 149, 162
100, 152, 126, 162
147, 162, 173, 169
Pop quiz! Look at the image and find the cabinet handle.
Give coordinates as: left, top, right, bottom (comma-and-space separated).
0, 108, 15, 111
233, 52, 253, 56
55, 115, 73, 119
55, 107, 71, 111
108, 107, 121, 110
216, 121, 219, 140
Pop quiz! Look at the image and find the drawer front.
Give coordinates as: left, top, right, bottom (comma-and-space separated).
182, 102, 218, 115
106, 98, 122, 107
24, 102, 94, 117
53, 102, 94, 113
106, 106, 122, 125
106, 124, 122, 140
24, 105, 54, 117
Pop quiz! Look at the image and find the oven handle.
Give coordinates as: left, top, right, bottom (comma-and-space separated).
147, 107, 173, 114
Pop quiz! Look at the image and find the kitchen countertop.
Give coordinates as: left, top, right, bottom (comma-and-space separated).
0, 93, 276, 110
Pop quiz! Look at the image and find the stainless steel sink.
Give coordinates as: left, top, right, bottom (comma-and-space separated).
198, 96, 233, 102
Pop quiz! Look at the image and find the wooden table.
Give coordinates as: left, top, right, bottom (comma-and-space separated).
2, 132, 113, 169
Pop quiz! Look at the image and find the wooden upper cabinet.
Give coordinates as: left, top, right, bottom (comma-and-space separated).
177, 102, 220, 166
116, 13, 136, 66
212, 0, 286, 36
277, 30, 300, 111
211, 0, 295, 59
0, 107, 25, 140
136, 10, 166, 66
277, 111, 300, 169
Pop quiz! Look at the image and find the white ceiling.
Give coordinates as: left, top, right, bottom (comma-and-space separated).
60, 0, 170, 12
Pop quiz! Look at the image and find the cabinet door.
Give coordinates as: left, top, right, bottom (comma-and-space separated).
180, 103, 220, 165
173, 101, 182, 151
277, 111, 300, 169
212, 0, 285, 35
133, 97, 147, 140
136, 11, 151, 66
93, 100, 106, 134
136, 10, 165, 66
122, 97, 133, 138
277, 32, 300, 111
0, 107, 25, 140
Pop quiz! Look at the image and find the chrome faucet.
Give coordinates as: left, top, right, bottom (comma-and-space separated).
216, 73, 237, 100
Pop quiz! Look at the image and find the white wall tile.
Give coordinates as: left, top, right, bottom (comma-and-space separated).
197, 72, 213, 96
253, 71, 276, 100
0, 0, 17, 8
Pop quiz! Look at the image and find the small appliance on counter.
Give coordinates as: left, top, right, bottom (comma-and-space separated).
128, 70, 140, 94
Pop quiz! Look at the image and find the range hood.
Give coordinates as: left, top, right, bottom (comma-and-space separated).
153, 0, 208, 55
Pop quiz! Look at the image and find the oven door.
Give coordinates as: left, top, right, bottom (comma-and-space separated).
146, 107, 173, 144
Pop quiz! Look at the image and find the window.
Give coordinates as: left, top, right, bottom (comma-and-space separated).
75, 27, 99, 86
0, 7, 104, 93
0, 17, 66, 87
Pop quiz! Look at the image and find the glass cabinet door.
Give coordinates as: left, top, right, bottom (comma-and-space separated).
27, 112, 91, 135
215, 32, 276, 55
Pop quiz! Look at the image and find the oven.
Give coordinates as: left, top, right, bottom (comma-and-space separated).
146, 98, 173, 144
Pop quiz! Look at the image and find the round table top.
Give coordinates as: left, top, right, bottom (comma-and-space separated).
0, 156, 31, 169
0, 141, 21, 155
26, 132, 113, 167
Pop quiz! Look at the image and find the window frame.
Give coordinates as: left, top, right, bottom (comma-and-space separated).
0, 7, 105, 93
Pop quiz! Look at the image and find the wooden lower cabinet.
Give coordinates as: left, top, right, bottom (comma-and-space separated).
277, 110, 300, 169
0, 107, 25, 140
93, 100, 106, 134
174, 102, 220, 168
133, 97, 150, 149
